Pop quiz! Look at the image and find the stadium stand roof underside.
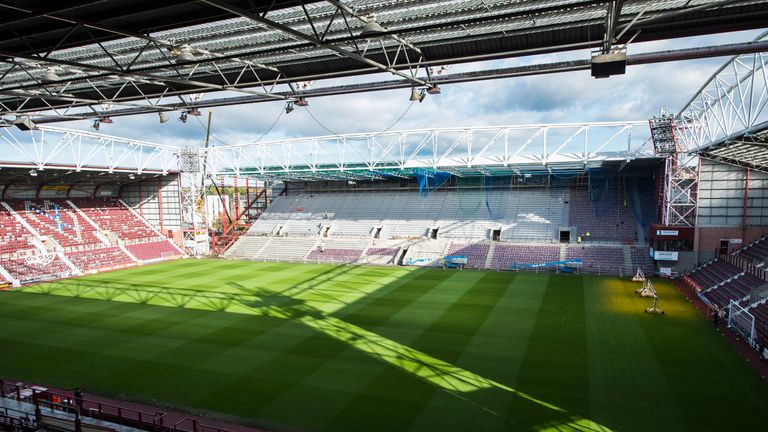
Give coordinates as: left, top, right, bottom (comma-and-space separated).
0, 166, 166, 191
694, 125, 768, 174
2, 0, 768, 124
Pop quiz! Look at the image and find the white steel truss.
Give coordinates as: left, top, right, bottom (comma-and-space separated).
202, 121, 653, 179
0, 125, 177, 173
177, 148, 210, 256
664, 31, 768, 227
676, 31, 768, 152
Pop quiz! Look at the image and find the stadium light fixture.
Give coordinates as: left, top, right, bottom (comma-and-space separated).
179, 111, 188, 123
409, 87, 426, 102
427, 85, 441, 95
91, 119, 100, 131
170, 45, 196, 63
100, 116, 113, 124
189, 109, 202, 116
43, 67, 61, 82
285, 101, 295, 114
158, 112, 169, 123
295, 97, 309, 107
29, 169, 37, 176
128, 173, 136, 179
359, 15, 386, 40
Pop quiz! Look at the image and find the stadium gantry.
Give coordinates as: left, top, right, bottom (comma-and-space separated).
2, 2, 768, 432
2, 0, 768, 123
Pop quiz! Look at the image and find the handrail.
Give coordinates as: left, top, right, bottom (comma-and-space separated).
1, 380, 167, 432
173, 417, 237, 432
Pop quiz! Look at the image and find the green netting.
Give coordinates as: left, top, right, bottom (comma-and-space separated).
457, 176, 482, 215
485, 176, 512, 220
588, 168, 619, 216
624, 176, 656, 228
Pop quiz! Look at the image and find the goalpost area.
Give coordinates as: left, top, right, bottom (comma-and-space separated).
1, 259, 767, 432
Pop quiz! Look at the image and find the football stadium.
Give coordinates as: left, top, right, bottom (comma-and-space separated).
2, 1, 768, 432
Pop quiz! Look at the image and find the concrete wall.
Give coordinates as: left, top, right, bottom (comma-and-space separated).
694, 226, 767, 254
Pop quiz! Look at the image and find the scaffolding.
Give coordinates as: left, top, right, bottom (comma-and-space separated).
177, 148, 209, 256
650, 114, 697, 227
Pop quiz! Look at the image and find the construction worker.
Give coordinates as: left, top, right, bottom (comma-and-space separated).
577, 235, 582, 244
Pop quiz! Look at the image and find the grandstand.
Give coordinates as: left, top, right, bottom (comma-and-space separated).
2, 1, 768, 431
224, 172, 654, 275
0, 172, 184, 286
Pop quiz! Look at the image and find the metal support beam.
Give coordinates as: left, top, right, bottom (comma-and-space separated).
602, 0, 624, 53
21, 39, 768, 123
199, 0, 430, 88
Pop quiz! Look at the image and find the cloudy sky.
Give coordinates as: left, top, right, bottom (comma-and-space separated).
52, 28, 765, 149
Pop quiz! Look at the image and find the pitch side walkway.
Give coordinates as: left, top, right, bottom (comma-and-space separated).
2, 381, 270, 432
0, 397, 145, 432
673, 280, 768, 383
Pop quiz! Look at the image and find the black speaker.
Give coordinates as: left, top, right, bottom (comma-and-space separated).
14, 117, 37, 131
591, 52, 627, 78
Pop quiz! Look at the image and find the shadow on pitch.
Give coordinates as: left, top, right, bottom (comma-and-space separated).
18, 266, 613, 431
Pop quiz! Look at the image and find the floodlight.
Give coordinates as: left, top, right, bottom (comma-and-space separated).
128, 173, 136, 179
409, 88, 425, 102
92, 119, 100, 131
359, 15, 386, 40
285, 101, 295, 114
179, 112, 188, 123
158, 112, 169, 123
591, 50, 627, 78
29, 169, 38, 177
189, 109, 202, 116
295, 97, 309, 107
43, 67, 60, 82
427, 85, 441, 95
174, 46, 196, 63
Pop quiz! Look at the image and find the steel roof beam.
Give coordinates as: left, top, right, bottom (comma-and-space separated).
200, 0, 430, 88
602, 0, 624, 53
23, 38, 768, 123
0, 50, 288, 103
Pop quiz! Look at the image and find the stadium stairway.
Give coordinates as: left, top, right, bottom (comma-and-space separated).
622, 246, 634, 275
0, 265, 18, 287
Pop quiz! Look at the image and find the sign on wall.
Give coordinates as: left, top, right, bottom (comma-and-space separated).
653, 250, 679, 261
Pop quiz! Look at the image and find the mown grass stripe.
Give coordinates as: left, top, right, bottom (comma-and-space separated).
408, 272, 550, 432
509, 275, 592, 430
582, 276, 687, 431
323, 271, 486, 432
2, 261, 768, 432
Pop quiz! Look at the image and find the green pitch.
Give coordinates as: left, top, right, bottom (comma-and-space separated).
1, 260, 767, 431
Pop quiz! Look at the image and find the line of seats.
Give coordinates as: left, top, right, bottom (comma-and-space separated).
226, 189, 652, 274
226, 233, 642, 275
0, 198, 182, 285
737, 236, 768, 267
0, 255, 71, 284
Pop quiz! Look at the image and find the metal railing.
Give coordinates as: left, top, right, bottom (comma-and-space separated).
1, 381, 166, 432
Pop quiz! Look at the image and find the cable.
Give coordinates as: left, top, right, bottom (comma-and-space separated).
192, 105, 285, 146
303, 99, 417, 140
